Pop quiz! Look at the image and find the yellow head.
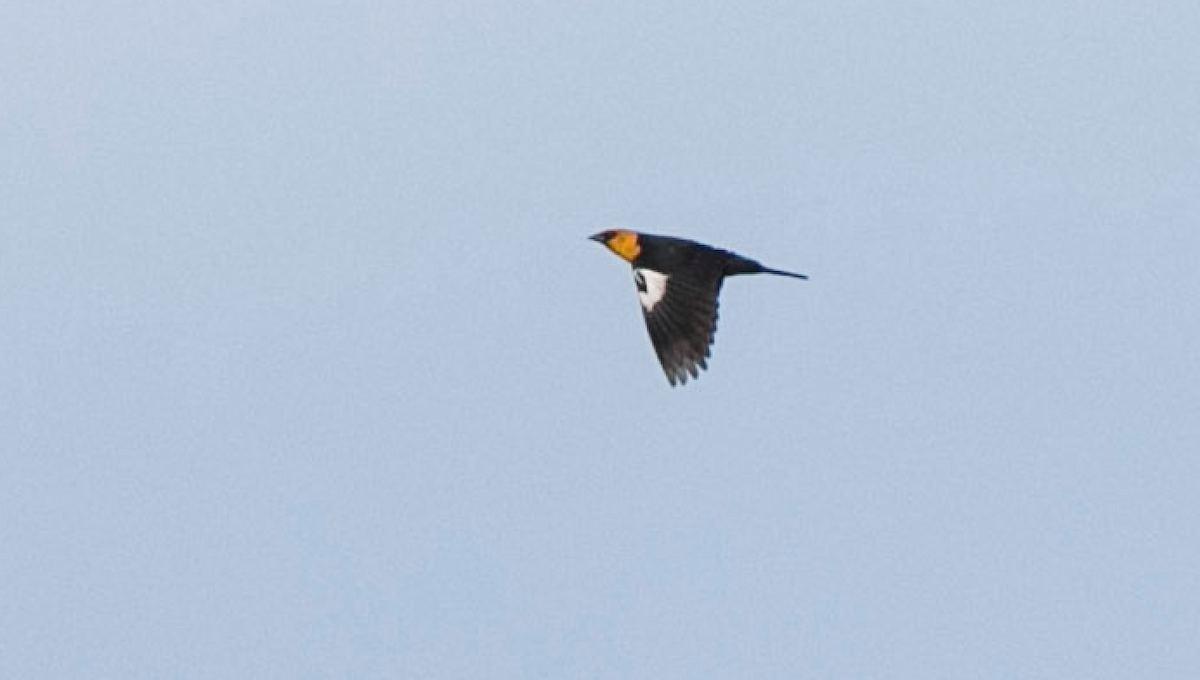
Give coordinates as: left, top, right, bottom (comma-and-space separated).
589, 229, 641, 262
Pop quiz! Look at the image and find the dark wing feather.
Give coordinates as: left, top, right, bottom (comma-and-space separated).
640, 268, 726, 386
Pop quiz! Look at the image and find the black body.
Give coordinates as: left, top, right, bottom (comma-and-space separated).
625, 234, 805, 386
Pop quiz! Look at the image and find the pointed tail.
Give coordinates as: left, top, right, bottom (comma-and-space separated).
759, 265, 807, 280
725, 255, 808, 279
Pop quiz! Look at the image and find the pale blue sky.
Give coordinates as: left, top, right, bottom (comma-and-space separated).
3, 1, 1199, 677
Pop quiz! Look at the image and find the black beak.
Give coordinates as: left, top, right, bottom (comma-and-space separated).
588, 232, 606, 243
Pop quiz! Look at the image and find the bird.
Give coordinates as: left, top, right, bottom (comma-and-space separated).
589, 229, 806, 386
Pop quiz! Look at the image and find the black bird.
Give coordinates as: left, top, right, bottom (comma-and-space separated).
590, 229, 806, 386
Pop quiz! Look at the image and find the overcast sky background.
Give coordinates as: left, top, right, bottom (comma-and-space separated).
3, 1, 1199, 677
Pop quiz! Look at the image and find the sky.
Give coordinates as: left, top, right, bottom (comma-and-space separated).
3, 0, 1199, 677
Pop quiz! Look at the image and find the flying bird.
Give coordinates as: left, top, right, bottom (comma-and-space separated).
590, 229, 806, 386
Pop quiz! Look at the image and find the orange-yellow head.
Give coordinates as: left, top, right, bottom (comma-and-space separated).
589, 229, 641, 263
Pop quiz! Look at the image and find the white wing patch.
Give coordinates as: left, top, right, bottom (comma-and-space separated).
633, 268, 669, 311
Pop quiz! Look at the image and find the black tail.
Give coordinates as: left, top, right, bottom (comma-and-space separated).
758, 265, 808, 280
725, 255, 807, 280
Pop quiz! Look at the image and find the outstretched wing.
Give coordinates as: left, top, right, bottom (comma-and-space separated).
634, 265, 725, 386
